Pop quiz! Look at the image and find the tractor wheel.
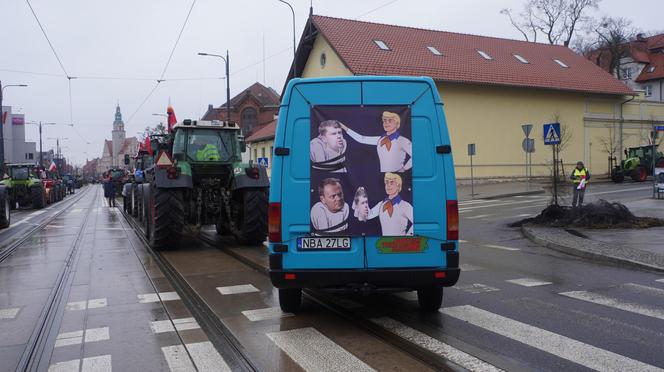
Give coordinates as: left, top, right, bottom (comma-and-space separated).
32, 187, 45, 209
142, 185, 151, 235
417, 286, 444, 312
657, 158, 664, 168
149, 187, 184, 250
0, 193, 10, 228
611, 168, 624, 183
233, 188, 268, 245
278, 288, 302, 313
632, 166, 647, 182
131, 187, 139, 217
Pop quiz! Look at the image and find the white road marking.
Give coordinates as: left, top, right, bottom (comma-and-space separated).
506, 278, 552, 287
0, 307, 20, 319
48, 359, 80, 372
513, 203, 547, 210
65, 301, 86, 311
623, 283, 664, 297
656, 279, 664, 283
459, 199, 546, 211
162, 344, 196, 372
88, 298, 107, 309
55, 327, 109, 347
138, 291, 181, 303
513, 214, 533, 217
483, 244, 521, 251
560, 291, 664, 320
453, 284, 500, 294
441, 305, 662, 372
81, 355, 112, 372
216, 284, 259, 295
267, 327, 376, 372
459, 210, 471, 214
150, 318, 200, 334
29, 210, 46, 216
460, 264, 484, 272
66, 298, 107, 311
371, 317, 503, 372
458, 239, 468, 243
70, 208, 83, 213
466, 214, 493, 220
242, 307, 294, 322
186, 341, 232, 372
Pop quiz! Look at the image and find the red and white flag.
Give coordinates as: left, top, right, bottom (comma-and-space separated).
167, 104, 177, 133
48, 161, 57, 172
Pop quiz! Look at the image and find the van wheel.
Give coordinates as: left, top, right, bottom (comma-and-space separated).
417, 286, 443, 311
278, 288, 302, 313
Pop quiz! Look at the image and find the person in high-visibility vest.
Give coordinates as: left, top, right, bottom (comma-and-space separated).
570, 161, 591, 207
192, 136, 221, 161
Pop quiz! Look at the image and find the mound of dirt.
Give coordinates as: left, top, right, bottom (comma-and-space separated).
510, 199, 664, 229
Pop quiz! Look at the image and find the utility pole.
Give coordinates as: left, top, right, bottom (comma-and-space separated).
277, 0, 297, 78
198, 51, 232, 123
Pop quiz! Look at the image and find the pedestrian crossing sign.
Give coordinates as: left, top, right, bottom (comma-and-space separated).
543, 123, 561, 145
257, 157, 269, 168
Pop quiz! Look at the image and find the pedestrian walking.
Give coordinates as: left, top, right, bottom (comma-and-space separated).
103, 174, 116, 207
570, 161, 590, 207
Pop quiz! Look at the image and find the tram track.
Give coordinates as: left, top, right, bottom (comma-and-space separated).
117, 201, 258, 372
0, 186, 90, 263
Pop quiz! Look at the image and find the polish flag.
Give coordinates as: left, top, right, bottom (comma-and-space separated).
167, 104, 177, 133
144, 136, 153, 156
48, 161, 57, 172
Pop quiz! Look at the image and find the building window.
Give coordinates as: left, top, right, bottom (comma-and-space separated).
553, 59, 569, 68
320, 52, 327, 67
477, 50, 493, 60
253, 148, 257, 161
427, 46, 442, 56
620, 67, 632, 80
29, 153, 33, 160
645, 85, 653, 97
241, 107, 258, 134
513, 54, 529, 64
373, 40, 390, 51
270, 146, 273, 157
648, 66, 656, 73
261, 147, 266, 158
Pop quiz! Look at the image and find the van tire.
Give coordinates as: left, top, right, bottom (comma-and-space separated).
278, 288, 302, 313
149, 187, 184, 250
32, 187, 45, 209
233, 188, 268, 245
417, 286, 443, 311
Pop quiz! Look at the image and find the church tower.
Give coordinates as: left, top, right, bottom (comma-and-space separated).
111, 104, 126, 167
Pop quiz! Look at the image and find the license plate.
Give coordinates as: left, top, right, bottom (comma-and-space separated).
297, 237, 351, 250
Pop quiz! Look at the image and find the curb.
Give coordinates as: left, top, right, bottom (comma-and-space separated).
521, 225, 664, 272
479, 189, 545, 200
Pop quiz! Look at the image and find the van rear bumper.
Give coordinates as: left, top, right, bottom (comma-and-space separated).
270, 266, 460, 289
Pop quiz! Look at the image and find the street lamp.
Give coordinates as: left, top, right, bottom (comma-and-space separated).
277, 0, 297, 78
25, 121, 56, 168
198, 51, 231, 124
47, 137, 68, 158
0, 81, 28, 168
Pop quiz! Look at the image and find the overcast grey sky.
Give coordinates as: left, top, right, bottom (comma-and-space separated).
1, 0, 662, 165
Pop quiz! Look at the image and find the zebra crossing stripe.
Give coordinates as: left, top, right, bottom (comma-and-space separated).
441, 305, 661, 372
267, 327, 375, 372
560, 291, 664, 321
371, 317, 503, 371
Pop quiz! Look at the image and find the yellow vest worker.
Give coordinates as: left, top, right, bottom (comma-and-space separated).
196, 144, 220, 161
570, 161, 590, 207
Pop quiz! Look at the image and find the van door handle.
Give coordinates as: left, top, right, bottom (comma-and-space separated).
436, 145, 451, 154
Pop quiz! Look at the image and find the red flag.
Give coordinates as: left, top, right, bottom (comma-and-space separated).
167, 105, 177, 132
48, 161, 57, 172
144, 136, 153, 156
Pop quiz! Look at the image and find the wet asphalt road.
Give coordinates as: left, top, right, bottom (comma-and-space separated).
1, 182, 663, 371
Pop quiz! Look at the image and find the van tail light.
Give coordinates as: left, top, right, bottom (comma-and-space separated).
446, 200, 459, 241
269, 202, 282, 242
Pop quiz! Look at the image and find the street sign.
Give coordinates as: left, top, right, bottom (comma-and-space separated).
522, 124, 533, 138
522, 138, 535, 153
543, 122, 561, 145
467, 144, 476, 156
655, 125, 664, 131
257, 157, 269, 168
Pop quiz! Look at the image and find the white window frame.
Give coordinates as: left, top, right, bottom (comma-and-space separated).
373, 40, 390, 51
553, 59, 569, 68
645, 85, 653, 97
427, 46, 442, 56
621, 67, 633, 80
477, 50, 493, 60
513, 54, 529, 64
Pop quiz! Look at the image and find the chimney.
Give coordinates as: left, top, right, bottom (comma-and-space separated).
636, 33, 646, 41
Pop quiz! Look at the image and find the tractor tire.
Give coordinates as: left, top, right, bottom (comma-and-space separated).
32, 187, 45, 209
233, 188, 268, 245
278, 288, 302, 313
417, 286, 444, 312
131, 187, 139, 218
148, 187, 184, 250
632, 166, 647, 182
142, 185, 151, 236
0, 193, 10, 228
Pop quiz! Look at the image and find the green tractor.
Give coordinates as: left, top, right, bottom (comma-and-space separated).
611, 145, 664, 183
0, 163, 46, 210
140, 120, 269, 250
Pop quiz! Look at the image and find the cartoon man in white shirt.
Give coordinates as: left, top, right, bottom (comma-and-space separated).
361, 173, 414, 236
310, 120, 347, 172
310, 178, 350, 235
340, 111, 412, 173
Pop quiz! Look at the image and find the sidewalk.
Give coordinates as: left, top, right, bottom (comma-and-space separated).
457, 180, 546, 200
522, 198, 664, 272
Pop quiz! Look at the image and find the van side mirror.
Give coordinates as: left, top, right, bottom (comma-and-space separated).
124, 154, 130, 165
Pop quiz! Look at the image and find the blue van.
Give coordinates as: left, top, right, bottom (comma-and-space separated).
269, 76, 459, 312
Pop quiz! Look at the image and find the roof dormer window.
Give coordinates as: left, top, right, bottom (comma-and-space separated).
648, 66, 656, 73
513, 54, 529, 64
427, 46, 443, 56
554, 59, 569, 68
477, 50, 493, 60
373, 40, 390, 51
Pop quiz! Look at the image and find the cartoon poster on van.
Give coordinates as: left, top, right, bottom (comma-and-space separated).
310, 106, 413, 237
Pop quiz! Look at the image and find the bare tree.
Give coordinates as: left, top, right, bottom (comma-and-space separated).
582, 17, 638, 77
502, 0, 599, 46
138, 123, 167, 142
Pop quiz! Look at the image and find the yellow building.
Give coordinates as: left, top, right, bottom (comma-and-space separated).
245, 120, 276, 177
289, 15, 664, 179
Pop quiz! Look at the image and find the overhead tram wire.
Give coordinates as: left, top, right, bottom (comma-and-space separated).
25, 0, 69, 77
0, 69, 224, 81
355, 0, 399, 19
